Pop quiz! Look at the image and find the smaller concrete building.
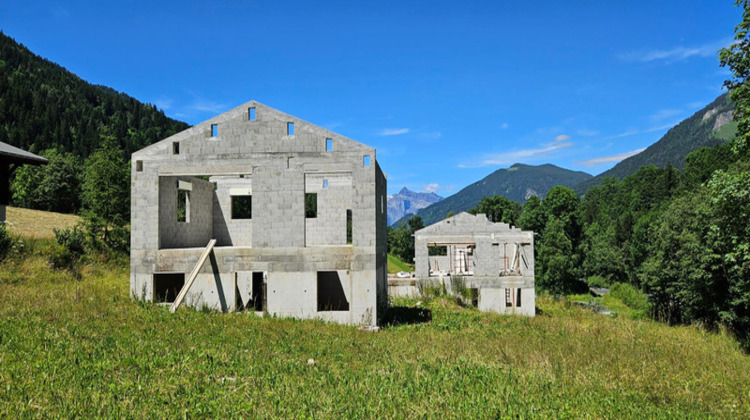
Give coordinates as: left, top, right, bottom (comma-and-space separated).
413, 212, 535, 316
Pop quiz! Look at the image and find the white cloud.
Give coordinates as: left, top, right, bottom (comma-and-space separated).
154, 98, 173, 111
619, 39, 730, 63
423, 183, 439, 193
419, 131, 442, 139
379, 128, 409, 136
460, 142, 573, 168
577, 129, 599, 136
603, 122, 676, 140
575, 148, 646, 167
555, 134, 570, 141
501, 123, 509, 130
190, 100, 227, 114
650, 108, 682, 121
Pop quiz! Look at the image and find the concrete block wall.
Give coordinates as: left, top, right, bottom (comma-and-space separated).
130, 100, 387, 326
211, 175, 253, 246
304, 173, 353, 246
158, 176, 214, 249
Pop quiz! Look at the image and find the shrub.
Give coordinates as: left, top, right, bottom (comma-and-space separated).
610, 282, 650, 312
586, 275, 610, 288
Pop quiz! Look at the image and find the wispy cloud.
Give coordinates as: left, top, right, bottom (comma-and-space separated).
189, 99, 227, 114
650, 108, 682, 121
555, 134, 570, 141
576, 148, 646, 167
154, 97, 173, 111
423, 183, 439, 193
577, 129, 599, 136
603, 123, 676, 141
460, 142, 573, 168
379, 128, 409, 136
501, 123, 509, 130
419, 131, 442, 139
619, 39, 730, 63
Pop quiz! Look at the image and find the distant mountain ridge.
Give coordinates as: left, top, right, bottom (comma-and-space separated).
387, 187, 443, 225
574, 93, 735, 194
398, 163, 592, 226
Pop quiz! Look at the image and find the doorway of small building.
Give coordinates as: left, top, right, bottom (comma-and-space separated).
252, 272, 266, 312
317, 271, 349, 311
153, 273, 185, 303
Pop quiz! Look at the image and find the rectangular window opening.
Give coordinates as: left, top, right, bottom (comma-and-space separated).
305, 193, 317, 218
177, 189, 190, 223
136, 160, 143, 172
517, 288, 522, 307
252, 272, 266, 312
231, 195, 252, 219
211, 124, 218, 137
287, 122, 295, 135
323, 179, 328, 189
505, 288, 513, 307
326, 138, 333, 151
317, 271, 349, 311
428, 245, 448, 256
346, 209, 352, 244
154, 273, 185, 303
172, 142, 180, 155
248, 107, 256, 121
363, 155, 371, 167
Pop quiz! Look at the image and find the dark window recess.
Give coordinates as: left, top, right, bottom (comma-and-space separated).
326, 138, 333, 151
154, 273, 185, 303
305, 193, 317, 218
211, 124, 218, 137
177, 190, 189, 222
249, 107, 256, 121
517, 288, 522, 307
428, 245, 447, 256
172, 142, 180, 155
232, 196, 252, 219
136, 161, 143, 172
252, 272, 265, 311
346, 209, 352, 244
287, 122, 294, 135
317, 271, 349, 311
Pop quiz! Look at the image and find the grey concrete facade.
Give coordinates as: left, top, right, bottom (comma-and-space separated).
130, 101, 387, 326
412, 212, 535, 316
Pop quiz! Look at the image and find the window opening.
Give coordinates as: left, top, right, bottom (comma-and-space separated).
252, 272, 266, 311
248, 107, 256, 121
231, 195, 252, 219
516, 288, 522, 307
172, 142, 180, 155
136, 160, 143, 172
177, 189, 190, 222
363, 155, 371, 167
287, 122, 294, 135
505, 288, 513, 307
346, 209, 352, 244
211, 124, 218, 137
326, 138, 333, 151
323, 179, 328, 189
317, 271, 349, 311
305, 193, 317, 218
154, 273, 185, 303
428, 245, 447, 256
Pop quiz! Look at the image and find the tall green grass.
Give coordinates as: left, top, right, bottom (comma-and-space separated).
0, 246, 748, 417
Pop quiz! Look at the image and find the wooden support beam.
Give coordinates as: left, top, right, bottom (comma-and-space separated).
170, 239, 217, 313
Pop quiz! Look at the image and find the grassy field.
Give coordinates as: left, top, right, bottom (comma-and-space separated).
1, 241, 749, 417
387, 253, 413, 274
5, 206, 80, 239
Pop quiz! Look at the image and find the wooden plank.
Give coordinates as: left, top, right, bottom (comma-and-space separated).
170, 239, 217, 313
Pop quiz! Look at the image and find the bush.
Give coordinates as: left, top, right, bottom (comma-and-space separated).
610, 282, 650, 312
586, 275, 610, 288
50, 226, 86, 270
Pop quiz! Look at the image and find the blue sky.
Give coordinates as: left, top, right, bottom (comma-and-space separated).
0, 1, 739, 196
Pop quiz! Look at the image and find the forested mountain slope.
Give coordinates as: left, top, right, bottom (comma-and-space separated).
398, 163, 592, 226
574, 93, 735, 194
0, 31, 188, 158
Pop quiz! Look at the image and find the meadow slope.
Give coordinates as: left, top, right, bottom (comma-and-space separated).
0, 247, 748, 417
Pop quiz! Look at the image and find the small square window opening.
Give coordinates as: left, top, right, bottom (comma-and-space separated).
248, 107, 256, 121
326, 138, 333, 151
172, 142, 180, 155
287, 122, 295, 135
211, 124, 218, 137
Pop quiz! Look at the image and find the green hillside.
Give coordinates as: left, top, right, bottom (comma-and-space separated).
574, 93, 734, 195
0, 244, 748, 417
402, 163, 592, 226
0, 32, 188, 158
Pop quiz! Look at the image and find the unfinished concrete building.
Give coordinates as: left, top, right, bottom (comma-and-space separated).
130, 101, 388, 326
413, 212, 535, 316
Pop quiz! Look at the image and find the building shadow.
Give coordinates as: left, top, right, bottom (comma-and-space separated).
382, 306, 432, 327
